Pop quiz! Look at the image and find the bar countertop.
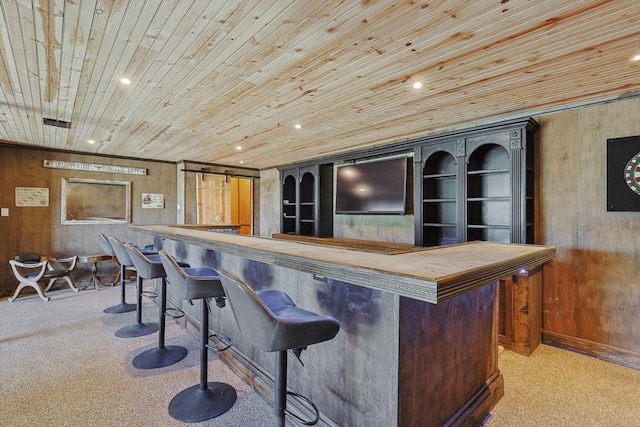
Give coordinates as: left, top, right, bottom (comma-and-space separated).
132, 225, 556, 304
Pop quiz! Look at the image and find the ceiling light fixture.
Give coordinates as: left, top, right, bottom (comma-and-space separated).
88, 139, 95, 144
120, 77, 131, 85
631, 54, 640, 62
412, 82, 423, 89
294, 124, 302, 129
236, 146, 242, 150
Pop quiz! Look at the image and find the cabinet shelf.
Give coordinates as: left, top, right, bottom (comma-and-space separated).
423, 222, 456, 227
423, 173, 457, 179
467, 168, 510, 175
467, 197, 510, 202
423, 198, 456, 203
468, 224, 510, 229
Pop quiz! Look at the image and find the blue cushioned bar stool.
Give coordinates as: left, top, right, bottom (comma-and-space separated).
98, 233, 135, 314
124, 243, 189, 369
159, 250, 237, 423
218, 269, 340, 426
109, 236, 159, 338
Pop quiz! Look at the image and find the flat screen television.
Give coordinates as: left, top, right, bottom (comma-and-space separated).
335, 157, 409, 214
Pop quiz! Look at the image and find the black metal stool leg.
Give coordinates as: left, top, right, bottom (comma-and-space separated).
168, 298, 237, 422
104, 264, 136, 313
275, 351, 288, 426
115, 276, 159, 338
274, 350, 321, 426
132, 277, 187, 368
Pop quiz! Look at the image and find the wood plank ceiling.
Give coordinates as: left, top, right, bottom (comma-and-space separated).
0, 0, 639, 170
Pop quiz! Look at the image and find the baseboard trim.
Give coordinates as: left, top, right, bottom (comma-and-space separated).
543, 330, 640, 370
443, 370, 504, 427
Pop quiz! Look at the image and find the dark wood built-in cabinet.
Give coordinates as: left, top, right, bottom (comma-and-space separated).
280, 164, 333, 237
414, 117, 541, 355
414, 118, 538, 247
279, 118, 542, 355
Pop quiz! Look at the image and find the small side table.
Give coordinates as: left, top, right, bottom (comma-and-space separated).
78, 254, 112, 291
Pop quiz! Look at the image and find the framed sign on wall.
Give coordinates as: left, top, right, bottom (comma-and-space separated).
607, 135, 640, 211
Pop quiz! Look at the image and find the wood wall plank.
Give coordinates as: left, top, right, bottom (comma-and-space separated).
0, 145, 177, 299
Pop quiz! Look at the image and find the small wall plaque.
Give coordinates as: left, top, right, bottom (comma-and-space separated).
142, 193, 164, 209
15, 187, 49, 207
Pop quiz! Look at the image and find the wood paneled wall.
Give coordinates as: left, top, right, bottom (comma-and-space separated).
257, 97, 640, 369
0, 146, 177, 298
537, 98, 640, 368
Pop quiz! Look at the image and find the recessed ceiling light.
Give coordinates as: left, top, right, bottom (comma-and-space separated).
294, 124, 302, 129
412, 82, 423, 89
120, 77, 131, 85
631, 54, 640, 62
239, 160, 244, 164
88, 139, 95, 144
236, 146, 242, 150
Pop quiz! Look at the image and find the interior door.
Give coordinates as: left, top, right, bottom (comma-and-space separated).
196, 173, 252, 235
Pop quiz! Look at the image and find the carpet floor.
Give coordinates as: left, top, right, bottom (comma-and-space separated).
1, 283, 639, 427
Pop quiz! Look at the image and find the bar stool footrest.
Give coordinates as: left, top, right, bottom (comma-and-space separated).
164, 307, 185, 319
142, 290, 158, 298
206, 333, 232, 352
285, 391, 320, 426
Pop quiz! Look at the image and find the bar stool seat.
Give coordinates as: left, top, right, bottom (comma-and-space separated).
159, 250, 237, 423
109, 237, 160, 337
99, 233, 157, 314
125, 243, 190, 369
218, 269, 340, 426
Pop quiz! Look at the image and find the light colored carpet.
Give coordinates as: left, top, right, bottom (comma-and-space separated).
0, 284, 278, 427
2, 284, 639, 427
482, 343, 640, 427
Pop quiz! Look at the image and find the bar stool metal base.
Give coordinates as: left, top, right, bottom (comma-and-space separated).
104, 263, 135, 314
132, 345, 188, 369
168, 382, 237, 422
103, 302, 136, 314
115, 322, 159, 338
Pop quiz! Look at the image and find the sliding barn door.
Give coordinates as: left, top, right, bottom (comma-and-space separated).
196, 173, 253, 235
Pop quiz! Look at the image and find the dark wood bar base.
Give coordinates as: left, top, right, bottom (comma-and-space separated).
134, 226, 554, 427
399, 284, 503, 427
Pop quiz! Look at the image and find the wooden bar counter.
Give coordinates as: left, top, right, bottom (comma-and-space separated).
133, 225, 555, 427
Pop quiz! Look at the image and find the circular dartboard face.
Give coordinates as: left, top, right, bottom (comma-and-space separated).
624, 152, 640, 194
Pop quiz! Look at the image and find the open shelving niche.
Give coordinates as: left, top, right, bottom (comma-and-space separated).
280, 164, 333, 237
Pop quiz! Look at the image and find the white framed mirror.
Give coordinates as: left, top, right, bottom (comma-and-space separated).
61, 178, 131, 224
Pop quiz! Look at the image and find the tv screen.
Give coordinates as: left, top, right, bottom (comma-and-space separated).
336, 157, 408, 214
